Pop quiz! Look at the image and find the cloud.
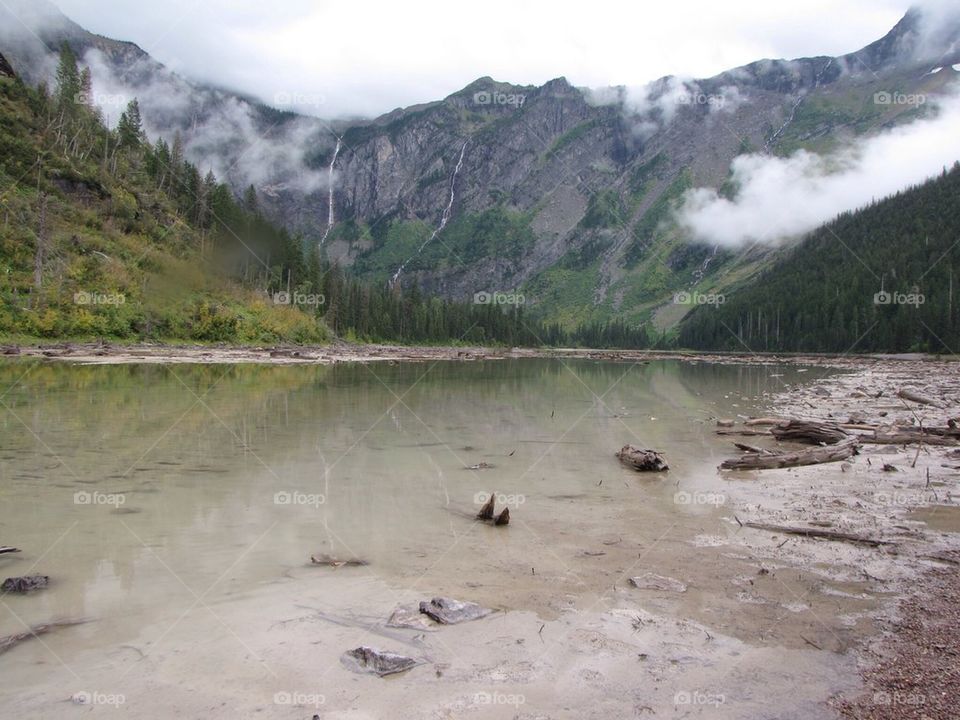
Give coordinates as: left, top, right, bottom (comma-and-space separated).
587, 76, 742, 141
81, 47, 332, 196
675, 89, 960, 247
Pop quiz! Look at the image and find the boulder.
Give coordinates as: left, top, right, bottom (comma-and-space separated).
340, 646, 419, 677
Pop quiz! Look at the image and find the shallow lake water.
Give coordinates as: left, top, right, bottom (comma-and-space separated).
0, 358, 871, 718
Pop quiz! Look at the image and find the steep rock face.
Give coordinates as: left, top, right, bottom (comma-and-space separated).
0, 52, 14, 78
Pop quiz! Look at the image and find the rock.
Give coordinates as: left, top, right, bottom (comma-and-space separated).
340, 646, 419, 676
495, 508, 510, 526
812, 386, 831, 397
716, 419, 735, 427
629, 573, 687, 593
386, 605, 436, 631
418, 597, 493, 624
616, 445, 669, 472
1, 575, 49, 593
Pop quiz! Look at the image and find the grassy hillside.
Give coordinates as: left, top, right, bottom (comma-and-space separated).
0, 50, 329, 344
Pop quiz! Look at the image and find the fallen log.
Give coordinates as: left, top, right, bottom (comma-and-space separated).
720, 437, 858, 470
897, 388, 944, 408
743, 521, 893, 547
0, 619, 87, 655
770, 420, 849, 445
716, 428, 772, 436
616, 445, 668, 472
733, 442, 774, 455
744, 417, 782, 426
857, 431, 960, 446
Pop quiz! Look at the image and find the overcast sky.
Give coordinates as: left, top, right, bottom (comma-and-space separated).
51, 0, 917, 118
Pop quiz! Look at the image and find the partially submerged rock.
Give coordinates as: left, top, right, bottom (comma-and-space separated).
629, 573, 687, 593
616, 445, 669, 472
494, 507, 510, 526
386, 605, 436, 631
340, 646, 419, 676
418, 597, 493, 625
1, 575, 49, 593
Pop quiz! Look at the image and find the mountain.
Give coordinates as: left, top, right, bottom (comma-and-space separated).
308, 6, 960, 329
677, 162, 960, 353
3, 1, 960, 342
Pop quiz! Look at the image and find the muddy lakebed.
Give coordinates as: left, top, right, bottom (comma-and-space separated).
1, 355, 958, 719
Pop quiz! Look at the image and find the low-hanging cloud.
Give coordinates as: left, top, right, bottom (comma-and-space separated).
676, 88, 960, 247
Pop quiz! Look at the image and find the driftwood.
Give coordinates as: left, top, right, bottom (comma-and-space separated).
744, 417, 782, 426
859, 431, 959, 446
0, 619, 87, 655
744, 521, 893, 547
716, 428, 771, 436
1, 575, 48, 593
0, 546, 20, 555
770, 420, 849, 444
616, 445, 668, 472
733, 442, 774, 455
477, 494, 495, 521
897, 388, 943, 408
721, 437, 858, 470
310, 554, 368, 568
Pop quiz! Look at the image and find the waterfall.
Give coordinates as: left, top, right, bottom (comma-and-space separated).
692, 244, 719, 284
391, 140, 467, 284
320, 137, 341, 244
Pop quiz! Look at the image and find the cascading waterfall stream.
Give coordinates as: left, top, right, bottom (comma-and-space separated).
320, 137, 341, 244
692, 244, 719, 284
391, 140, 467, 284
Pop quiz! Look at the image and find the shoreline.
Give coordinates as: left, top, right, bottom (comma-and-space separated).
0, 339, 952, 366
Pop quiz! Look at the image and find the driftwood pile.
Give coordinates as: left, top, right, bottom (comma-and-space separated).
721, 420, 859, 470
616, 445, 669, 472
